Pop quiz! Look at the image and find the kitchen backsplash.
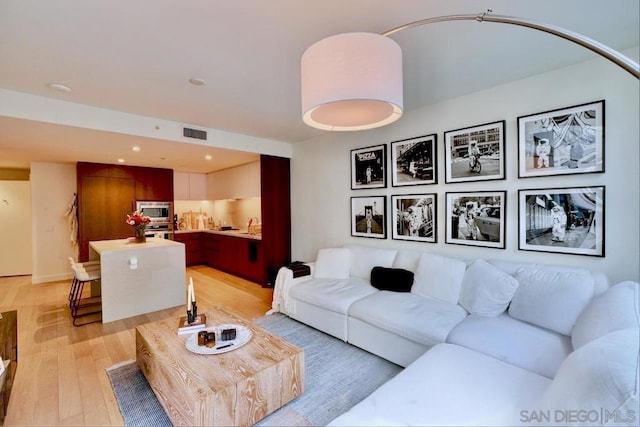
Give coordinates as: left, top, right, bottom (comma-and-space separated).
175, 197, 261, 230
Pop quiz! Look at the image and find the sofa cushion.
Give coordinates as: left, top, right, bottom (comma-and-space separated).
370, 266, 414, 292
313, 248, 351, 279
348, 291, 467, 347
328, 343, 551, 427
344, 244, 397, 280
289, 277, 377, 314
391, 249, 423, 272
572, 281, 640, 349
411, 252, 466, 304
459, 259, 519, 316
537, 328, 639, 418
508, 267, 594, 335
447, 313, 572, 378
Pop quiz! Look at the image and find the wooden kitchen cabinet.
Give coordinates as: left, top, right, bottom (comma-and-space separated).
77, 162, 174, 261
201, 233, 263, 284
260, 155, 291, 285
134, 167, 174, 201
174, 232, 203, 266
202, 233, 220, 268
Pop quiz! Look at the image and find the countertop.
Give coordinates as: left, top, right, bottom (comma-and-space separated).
89, 237, 184, 253
174, 229, 262, 240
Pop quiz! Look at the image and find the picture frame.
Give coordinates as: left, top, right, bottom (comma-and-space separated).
351, 196, 387, 239
351, 144, 386, 189
445, 191, 506, 249
444, 120, 506, 183
391, 194, 437, 243
518, 186, 605, 257
517, 100, 605, 178
391, 134, 437, 186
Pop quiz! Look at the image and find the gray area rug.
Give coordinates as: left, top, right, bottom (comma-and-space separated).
106, 313, 402, 426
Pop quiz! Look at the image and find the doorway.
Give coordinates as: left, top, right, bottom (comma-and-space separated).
0, 179, 32, 276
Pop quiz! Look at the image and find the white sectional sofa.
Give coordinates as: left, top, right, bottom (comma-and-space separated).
271, 244, 639, 426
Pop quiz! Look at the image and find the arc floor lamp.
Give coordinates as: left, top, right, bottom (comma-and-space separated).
301, 10, 640, 131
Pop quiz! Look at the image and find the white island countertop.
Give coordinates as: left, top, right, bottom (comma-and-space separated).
89, 237, 186, 323
90, 237, 184, 253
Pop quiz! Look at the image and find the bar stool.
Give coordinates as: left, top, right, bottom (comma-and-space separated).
68, 260, 102, 326
68, 257, 100, 306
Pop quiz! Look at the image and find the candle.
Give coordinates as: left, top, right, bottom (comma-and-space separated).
187, 284, 192, 311
190, 277, 196, 302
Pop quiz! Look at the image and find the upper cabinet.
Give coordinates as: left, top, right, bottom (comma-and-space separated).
174, 172, 207, 200
76, 162, 174, 260
206, 161, 260, 200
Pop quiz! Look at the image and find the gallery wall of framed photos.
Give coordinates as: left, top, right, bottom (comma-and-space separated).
290, 52, 637, 284
349, 99, 607, 258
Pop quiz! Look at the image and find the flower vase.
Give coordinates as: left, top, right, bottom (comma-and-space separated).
135, 226, 147, 243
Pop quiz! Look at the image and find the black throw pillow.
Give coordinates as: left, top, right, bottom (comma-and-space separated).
370, 266, 414, 292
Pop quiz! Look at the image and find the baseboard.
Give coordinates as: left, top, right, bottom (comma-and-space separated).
31, 272, 73, 284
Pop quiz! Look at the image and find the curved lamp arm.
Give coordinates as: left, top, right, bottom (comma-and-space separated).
382, 11, 639, 79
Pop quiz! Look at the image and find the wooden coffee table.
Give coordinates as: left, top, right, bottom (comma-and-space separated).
136, 306, 304, 426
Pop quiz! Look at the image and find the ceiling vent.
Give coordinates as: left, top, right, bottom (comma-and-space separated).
183, 127, 208, 141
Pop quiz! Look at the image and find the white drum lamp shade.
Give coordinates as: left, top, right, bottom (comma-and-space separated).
301, 32, 403, 131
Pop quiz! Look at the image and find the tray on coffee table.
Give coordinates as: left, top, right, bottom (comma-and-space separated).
184, 323, 252, 355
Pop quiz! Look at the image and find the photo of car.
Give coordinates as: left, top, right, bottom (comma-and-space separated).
476, 206, 501, 241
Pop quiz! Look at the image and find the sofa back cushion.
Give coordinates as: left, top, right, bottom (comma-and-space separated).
572, 281, 640, 349
314, 248, 351, 279
392, 249, 423, 272
459, 259, 519, 316
344, 244, 397, 280
412, 253, 466, 304
537, 328, 639, 417
489, 259, 609, 293
509, 267, 594, 335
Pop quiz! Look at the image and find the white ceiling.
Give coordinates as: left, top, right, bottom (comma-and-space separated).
0, 0, 638, 173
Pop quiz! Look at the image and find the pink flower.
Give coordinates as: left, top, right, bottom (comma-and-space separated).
126, 211, 152, 227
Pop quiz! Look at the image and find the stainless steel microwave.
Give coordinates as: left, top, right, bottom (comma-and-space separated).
136, 201, 173, 224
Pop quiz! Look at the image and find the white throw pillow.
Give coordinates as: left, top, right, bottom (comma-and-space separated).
458, 259, 519, 316
537, 328, 639, 418
313, 248, 351, 279
509, 267, 594, 335
343, 245, 397, 280
412, 253, 466, 304
572, 281, 640, 349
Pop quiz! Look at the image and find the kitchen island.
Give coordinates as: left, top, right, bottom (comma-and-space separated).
89, 238, 185, 323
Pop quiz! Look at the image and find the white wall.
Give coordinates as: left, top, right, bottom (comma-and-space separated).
30, 162, 77, 284
291, 50, 640, 285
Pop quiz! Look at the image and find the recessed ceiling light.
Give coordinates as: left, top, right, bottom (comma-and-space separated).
189, 78, 206, 86
47, 82, 72, 93
117, 158, 125, 163
205, 154, 212, 160
132, 146, 141, 152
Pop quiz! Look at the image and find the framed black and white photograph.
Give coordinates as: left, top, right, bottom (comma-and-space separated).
391, 134, 437, 186
351, 196, 387, 239
446, 191, 506, 249
391, 194, 437, 243
444, 120, 506, 183
351, 144, 386, 189
517, 100, 605, 178
518, 186, 605, 257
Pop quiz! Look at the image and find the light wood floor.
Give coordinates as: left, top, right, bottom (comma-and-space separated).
1, 266, 273, 426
